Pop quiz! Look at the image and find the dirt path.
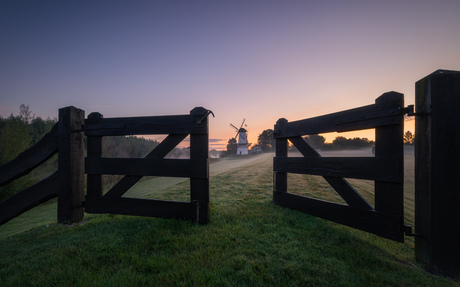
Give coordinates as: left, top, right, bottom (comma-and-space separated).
210, 153, 273, 176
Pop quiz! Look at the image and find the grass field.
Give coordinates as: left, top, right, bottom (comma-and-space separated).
0, 151, 458, 286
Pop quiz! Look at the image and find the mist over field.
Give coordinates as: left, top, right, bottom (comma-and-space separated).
288, 146, 415, 158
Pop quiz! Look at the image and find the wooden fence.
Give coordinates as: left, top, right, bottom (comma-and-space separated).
273, 69, 460, 277
0, 106, 212, 226
84, 107, 211, 224
273, 91, 408, 242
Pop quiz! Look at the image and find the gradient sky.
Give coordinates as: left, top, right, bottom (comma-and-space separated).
1, 1, 459, 150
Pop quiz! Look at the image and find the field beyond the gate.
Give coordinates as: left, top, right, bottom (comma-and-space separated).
0, 151, 458, 286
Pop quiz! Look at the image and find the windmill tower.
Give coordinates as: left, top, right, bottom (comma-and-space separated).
230, 119, 249, 155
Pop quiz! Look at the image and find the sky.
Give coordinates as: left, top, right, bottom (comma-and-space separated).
1, 0, 459, 150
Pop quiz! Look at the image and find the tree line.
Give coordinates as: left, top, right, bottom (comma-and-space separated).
0, 105, 57, 201
222, 128, 415, 156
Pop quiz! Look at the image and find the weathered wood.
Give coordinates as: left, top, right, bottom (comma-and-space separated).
85, 196, 199, 221
415, 70, 460, 277
190, 107, 210, 224
85, 114, 207, 136
104, 134, 188, 198
374, 92, 404, 230
0, 123, 58, 186
274, 191, 403, 242
83, 107, 211, 224
273, 92, 405, 242
274, 94, 404, 139
0, 172, 59, 226
288, 136, 373, 210
274, 157, 401, 182
273, 118, 288, 205
58, 106, 85, 223
86, 112, 103, 197
85, 158, 208, 178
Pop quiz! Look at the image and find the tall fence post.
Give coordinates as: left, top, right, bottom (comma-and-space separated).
58, 106, 85, 223
415, 70, 460, 277
86, 112, 103, 199
190, 107, 210, 224
374, 92, 404, 239
273, 118, 288, 203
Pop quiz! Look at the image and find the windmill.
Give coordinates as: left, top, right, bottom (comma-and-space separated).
230, 119, 249, 155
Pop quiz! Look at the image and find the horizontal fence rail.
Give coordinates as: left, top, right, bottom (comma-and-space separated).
84, 115, 208, 136
0, 123, 58, 186
0, 173, 59, 226
0, 124, 59, 226
85, 158, 208, 178
274, 156, 401, 182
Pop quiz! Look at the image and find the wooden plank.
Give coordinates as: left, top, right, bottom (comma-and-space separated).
85, 158, 208, 178
374, 92, 404, 218
273, 119, 289, 204
104, 134, 188, 198
0, 172, 59, 226
0, 123, 58, 186
85, 114, 207, 136
274, 157, 401, 182
86, 112, 103, 197
274, 191, 404, 242
85, 196, 198, 221
189, 107, 210, 224
288, 136, 373, 210
274, 93, 404, 139
415, 70, 460, 277
58, 106, 85, 223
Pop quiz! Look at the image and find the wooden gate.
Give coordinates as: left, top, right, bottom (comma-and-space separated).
273, 92, 410, 242
84, 107, 212, 224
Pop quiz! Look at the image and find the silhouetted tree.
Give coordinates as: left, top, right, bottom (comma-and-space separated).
257, 129, 275, 152
19, 104, 34, 124
30, 117, 56, 144
226, 138, 237, 154
304, 134, 326, 149
328, 136, 374, 150
219, 138, 237, 158
332, 136, 348, 149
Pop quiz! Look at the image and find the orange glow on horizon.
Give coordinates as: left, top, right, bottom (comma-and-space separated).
216, 116, 416, 151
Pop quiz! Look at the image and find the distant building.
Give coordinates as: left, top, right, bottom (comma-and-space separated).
251, 145, 263, 154
236, 128, 249, 155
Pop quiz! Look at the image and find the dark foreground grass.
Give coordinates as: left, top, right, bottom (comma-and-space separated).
0, 154, 458, 286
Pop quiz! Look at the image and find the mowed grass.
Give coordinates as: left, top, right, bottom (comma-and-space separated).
1, 152, 458, 286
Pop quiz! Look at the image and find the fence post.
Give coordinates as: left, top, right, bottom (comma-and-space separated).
273, 118, 288, 203
190, 107, 210, 224
415, 70, 460, 277
58, 106, 85, 223
86, 112, 103, 198
374, 92, 404, 242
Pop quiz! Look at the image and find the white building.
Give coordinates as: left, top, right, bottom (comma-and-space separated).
251, 145, 263, 154
236, 128, 248, 155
